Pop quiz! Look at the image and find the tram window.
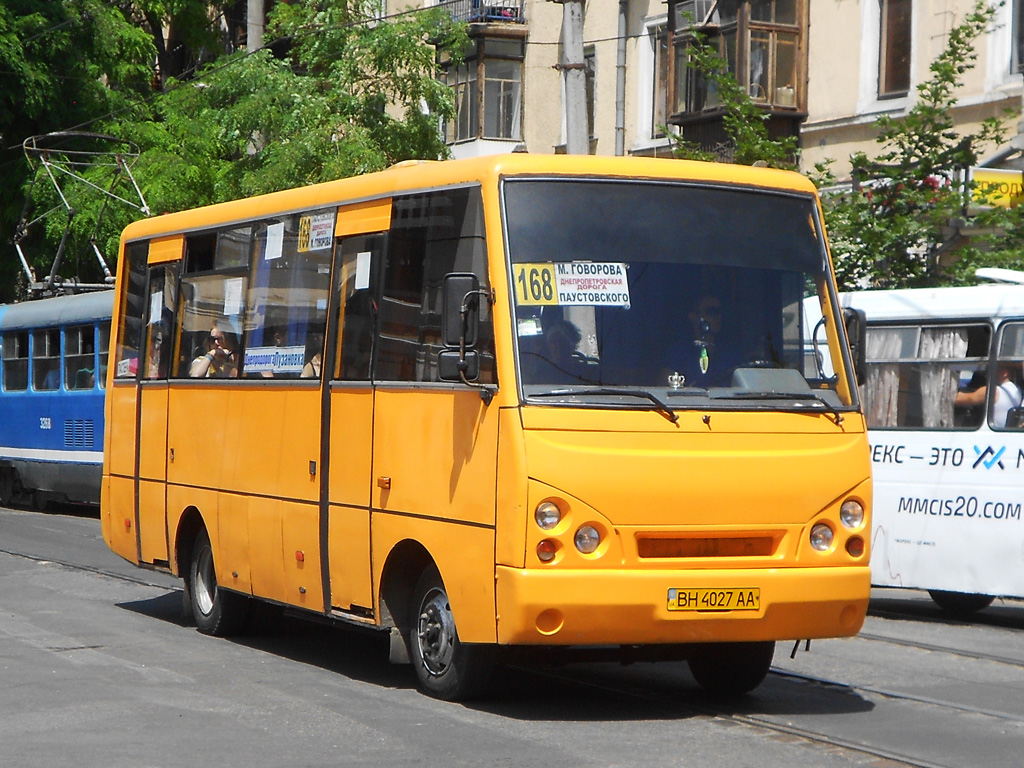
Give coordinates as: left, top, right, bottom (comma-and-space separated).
98, 322, 110, 388
241, 214, 331, 379
66, 325, 97, 390
2, 331, 29, 391
863, 323, 990, 429
33, 329, 61, 391
375, 187, 495, 383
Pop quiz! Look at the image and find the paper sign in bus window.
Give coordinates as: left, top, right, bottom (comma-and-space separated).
514, 262, 630, 308
299, 212, 336, 252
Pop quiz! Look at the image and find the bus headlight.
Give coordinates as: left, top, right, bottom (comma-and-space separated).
840, 499, 864, 529
535, 501, 562, 530
809, 523, 834, 552
574, 525, 601, 554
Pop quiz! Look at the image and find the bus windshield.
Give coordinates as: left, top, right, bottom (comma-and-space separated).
504, 179, 852, 411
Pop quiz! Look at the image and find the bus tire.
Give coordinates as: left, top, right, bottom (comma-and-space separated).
687, 640, 775, 696
409, 565, 493, 701
927, 590, 995, 615
189, 529, 249, 636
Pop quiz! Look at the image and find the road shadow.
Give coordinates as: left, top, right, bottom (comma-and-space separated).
870, 589, 1024, 631
117, 590, 874, 722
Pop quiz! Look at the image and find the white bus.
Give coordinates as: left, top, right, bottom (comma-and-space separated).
842, 275, 1024, 613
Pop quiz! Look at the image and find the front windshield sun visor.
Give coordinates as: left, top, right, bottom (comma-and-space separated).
502, 178, 857, 415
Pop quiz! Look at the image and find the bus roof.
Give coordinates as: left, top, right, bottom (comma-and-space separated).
0, 290, 114, 332
841, 283, 1024, 322
119, 154, 818, 243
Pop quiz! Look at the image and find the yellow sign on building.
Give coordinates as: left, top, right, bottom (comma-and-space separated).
972, 167, 1024, 208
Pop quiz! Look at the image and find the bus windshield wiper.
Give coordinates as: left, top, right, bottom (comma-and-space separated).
531, 387, 679, 424
713, 391, 843, 426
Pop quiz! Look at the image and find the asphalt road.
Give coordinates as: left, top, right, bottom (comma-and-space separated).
2, 505, 1023, 768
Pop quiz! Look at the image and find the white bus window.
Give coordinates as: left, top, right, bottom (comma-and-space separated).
863, 323, 990, 429
993, 321, 1024, 430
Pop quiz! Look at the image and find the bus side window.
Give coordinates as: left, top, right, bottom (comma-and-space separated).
335, 235, 383, 382
114, 241, 149, 379
241, 215, 330, 380
992, 321, 1024, 431
375, 187, 495, 384
143, 264, 179, 380
173, 229, 250, 378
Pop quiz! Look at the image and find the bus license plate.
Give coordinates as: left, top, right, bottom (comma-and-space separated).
667, 587, 760, 612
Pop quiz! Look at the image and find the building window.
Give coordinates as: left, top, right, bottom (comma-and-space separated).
670, 0, 803, 116
584, 45, 597, 138
653, 25, 669, 137
878, 0, 911, 97
1013, 0, 1024, 74
442, 38, 523, 143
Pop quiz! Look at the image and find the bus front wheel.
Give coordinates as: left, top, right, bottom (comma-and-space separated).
189, 529, 249, 636
928, 590, 995, 615
687, 641, 775, 696
409, 565, 493, 701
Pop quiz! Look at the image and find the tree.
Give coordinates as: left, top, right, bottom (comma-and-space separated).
0, 0, 156, 300
815, 1, 1013, 290
3, 0, 467, 300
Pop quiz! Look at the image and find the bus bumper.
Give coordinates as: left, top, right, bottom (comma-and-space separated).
494, 565, 870, 646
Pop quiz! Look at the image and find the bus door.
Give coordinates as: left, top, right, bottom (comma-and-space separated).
135, 239, 182, 565
324, 212, 389, 616
364, 187, 499, 643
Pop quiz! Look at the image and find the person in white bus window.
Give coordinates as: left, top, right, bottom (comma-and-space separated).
955, 364, 1023, 428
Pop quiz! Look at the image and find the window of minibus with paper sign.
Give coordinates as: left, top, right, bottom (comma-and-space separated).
504, 179, 854, 415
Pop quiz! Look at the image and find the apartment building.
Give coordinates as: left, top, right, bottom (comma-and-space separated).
430, 0, 1024, 181
803, 1, 1024, 179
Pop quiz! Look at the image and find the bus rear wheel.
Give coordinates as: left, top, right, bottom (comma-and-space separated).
927, 590, 995, 615
189, 529, 249, 636
409, 565, 493, 701
687, 640, 775, 696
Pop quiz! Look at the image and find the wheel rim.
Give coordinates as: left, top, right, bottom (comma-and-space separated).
194, 544, 217, 617
416, 588, 456, 677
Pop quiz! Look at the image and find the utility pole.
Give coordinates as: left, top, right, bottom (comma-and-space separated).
557, 0, 589, 155
247, 0, 265, 51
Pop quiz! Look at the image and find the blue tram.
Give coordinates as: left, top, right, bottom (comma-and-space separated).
0, 291, 113, 506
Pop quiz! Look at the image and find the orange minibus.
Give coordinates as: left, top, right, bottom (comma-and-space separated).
102, 154, 871, 700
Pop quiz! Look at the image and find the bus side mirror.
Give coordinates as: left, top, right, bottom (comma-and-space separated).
843, 307, 866, 386
442, 273, 480, 349
438, 349, 480, 382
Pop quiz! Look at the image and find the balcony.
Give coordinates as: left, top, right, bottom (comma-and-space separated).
438, 0, 525, 24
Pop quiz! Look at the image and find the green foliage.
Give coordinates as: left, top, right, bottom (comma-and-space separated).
817, 0, 1019, 290
670, 25, 798, 170
1, 0, 466, 300
110, 0, 466, 214
0, 0, 157, 299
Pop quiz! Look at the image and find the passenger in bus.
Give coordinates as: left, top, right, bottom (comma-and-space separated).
530, 320, 590, 384
301, 332, 324, 378
190, 325, 239, 378
955, 364, 1023, 428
